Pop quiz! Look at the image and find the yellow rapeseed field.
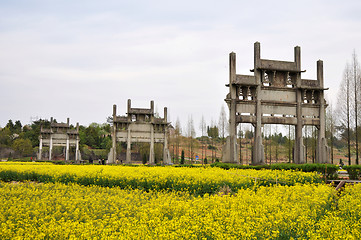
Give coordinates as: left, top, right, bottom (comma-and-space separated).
0, 162, 359, 239
0, 162, 322, 195
0, 181, 350, 240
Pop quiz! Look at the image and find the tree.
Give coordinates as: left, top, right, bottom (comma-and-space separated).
199, 115, 206, 161
286, 125, 294, 163
5, 120, 15, 133
22, 119, 51, 148
175, 117, 182, 162
207, 125, 219, 139
352, 50, 360, 165
78, 123, 112, 149
12, 138, 33, 156
207, 122, 219, 162
238, 125, 243, 164
245, 130, 253, 139
336, 64, 352, 165
326, 101, 336, 164
186, 115, 196, 162
14, 120, 22, 134
218, 105, 228, 141
0, 127, 12, 146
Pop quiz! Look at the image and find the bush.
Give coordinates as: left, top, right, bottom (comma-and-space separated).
343, 165, 361, 180
142, 154, 147, 164
180, 150, 185, 165
207, 145, 216, 150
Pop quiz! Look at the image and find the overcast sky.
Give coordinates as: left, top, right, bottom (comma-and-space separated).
1, 0, 361, 135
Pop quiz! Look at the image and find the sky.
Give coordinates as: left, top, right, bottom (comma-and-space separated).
1, 0, 361, 135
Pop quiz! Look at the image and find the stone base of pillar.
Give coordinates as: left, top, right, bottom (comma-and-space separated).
107, 147, 116, 164
75, 150, 81, 164
294, 140, 306, 164
317, 138, 330, 163
252, 136, 264, 165
221, 136, 239, 164
149, 149, 155, 165
125, 149, 131, 164
163, 148, 171, 165
65, 150, 69, 162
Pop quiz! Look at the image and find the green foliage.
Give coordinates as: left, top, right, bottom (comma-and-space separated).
2, 119, 112, 158
5, 120, 15, 133
0, 127, 12, 146
138, 143, 149, 162
142, 154, 147, 164
180, 150, 185, 165
204, 157, 208, 164
154, 143, 163, 164
207, 145, 216, 150
12, 139, 33, 156
245, 130, 254, 139
207, 126, 219, 139
79, 123, 111, 149
23, 119, 51, 148
82, 148, 108, 160
343, 165, 361, 180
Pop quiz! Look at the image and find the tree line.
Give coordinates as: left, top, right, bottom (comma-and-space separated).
0, 119, 112, 159
334, 51, 361, 165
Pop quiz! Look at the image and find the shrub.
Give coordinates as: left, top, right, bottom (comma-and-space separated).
180, 150, 185, 165
343, 165, 361, 180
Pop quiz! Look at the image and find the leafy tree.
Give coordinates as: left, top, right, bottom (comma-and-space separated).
245, 130, 254, 139
207, 125, 219, 139
12, 138, 33, 156
79, 123, 111, 149
0, 128, 12, 146
22, 119, 51, 148
207, 123, 219, 162
5, 120, 14, 133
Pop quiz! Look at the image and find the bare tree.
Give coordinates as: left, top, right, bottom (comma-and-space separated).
274, 125, 279, 163
352, 51, 360, 165
286, 125, 294, 163
187, 115, 196, 163
336, 64, 352, 165
218, 105, 228, 142
326, 101, 336, 164
199, 115, 207, 162
238, 124, 243, 164
175, 118, 182, 163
